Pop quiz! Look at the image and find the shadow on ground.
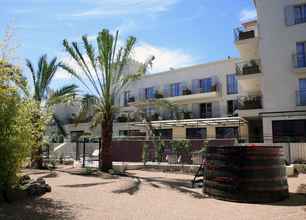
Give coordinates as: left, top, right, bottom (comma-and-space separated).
113, 178, 141, 195
60, 181, 114, 188
0, 198, 76, 220
114, 173, 206, 199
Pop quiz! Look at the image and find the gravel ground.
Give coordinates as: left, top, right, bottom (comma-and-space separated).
1, 168, 306, 220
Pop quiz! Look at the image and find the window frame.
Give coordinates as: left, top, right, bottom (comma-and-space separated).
227, 74, 238, 95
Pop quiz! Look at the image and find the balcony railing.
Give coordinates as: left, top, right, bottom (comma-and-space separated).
238, 95, 262, 110
236, 59, 262, 76
293, 53, 306, 69
192, 84, 218, 94
234, 27, 255, 41
297, 90, 306, 106
128, 96, 136, 103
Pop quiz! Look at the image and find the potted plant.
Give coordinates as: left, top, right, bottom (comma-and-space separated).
183, 111, 192, 119
182, 88, 192, 95
155, 91, 164, 99
211, 84, 217, 92
117, 115, 128, 123
128, 96, 135, 103
151, 113, 160, 121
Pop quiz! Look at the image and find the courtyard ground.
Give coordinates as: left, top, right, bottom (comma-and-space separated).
1, 167, 306, 220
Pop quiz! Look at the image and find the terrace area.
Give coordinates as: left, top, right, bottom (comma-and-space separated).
127, 79, 220, 106
1, 168, 305, 220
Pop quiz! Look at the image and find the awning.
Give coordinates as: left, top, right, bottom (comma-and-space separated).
131, 117, 248, 129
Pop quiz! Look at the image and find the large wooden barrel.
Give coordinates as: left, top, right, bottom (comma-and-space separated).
204, 146, 289, 203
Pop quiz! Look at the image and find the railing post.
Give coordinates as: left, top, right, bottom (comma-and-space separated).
82, 139, 86, 168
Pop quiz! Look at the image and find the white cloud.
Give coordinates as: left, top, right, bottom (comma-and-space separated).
56, 41, 195, 79
240, 9, 257, 22
133, 42, 195, 73
63, 0, 179, 18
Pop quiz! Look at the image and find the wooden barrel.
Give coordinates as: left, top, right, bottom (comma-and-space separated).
204, 146, 289, 203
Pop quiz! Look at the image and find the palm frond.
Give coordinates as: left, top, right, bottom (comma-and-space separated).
74, 94, 100, 126
47, 84, 78, 106
53, 114, 67, 137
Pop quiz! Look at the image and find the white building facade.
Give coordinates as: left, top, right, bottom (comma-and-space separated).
235, 0, 306, 143
53, 0, 306, 144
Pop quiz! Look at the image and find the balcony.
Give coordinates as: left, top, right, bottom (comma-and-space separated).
293, 53, 306, 74
234, 26, 259, 60
128, 96, 136, 103
238, 95, 262, 110
297, 90, 306, 106
234, 28, 255, 41
236, 59, 262, 76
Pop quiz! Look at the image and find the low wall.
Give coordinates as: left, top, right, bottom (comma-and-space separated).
240, 142, 306, 163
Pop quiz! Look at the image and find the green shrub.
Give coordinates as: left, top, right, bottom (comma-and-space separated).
142, 143, 149, 165
0, 60, 34, 199
171, 140, 192, 163
156, 141, 165, 163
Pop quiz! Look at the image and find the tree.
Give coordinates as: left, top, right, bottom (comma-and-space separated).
0, 59, 33, 201
26, 54, 77, 168
135, 99, 180, 162
61, 29, 154, 171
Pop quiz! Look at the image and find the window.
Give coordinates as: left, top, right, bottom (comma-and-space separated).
227, 74, 238, 95
145, 87, 155, 99
171, 82, 181, 97
119, 130, 144, 137
294, 4, 306, 24
123, 91, 130, 106
272, 120, 306, 143
199, 78, 212, 93
216, 127, 238, 139
227, 100, 238, 116
299, 78, 306, 105
186, 128, 207, 140
200, 103, 212, 118
154, 129, 173, 140
296, 42, 306, 68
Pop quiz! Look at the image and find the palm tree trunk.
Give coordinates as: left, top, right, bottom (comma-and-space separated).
100, 118, 113, 171
31, 112, 44, 169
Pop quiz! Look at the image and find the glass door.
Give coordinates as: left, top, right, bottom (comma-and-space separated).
296, 42, 306, 68
299, 78, 306, 105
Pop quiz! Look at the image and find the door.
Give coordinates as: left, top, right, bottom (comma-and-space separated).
299, 78, 306, 105
200, 103, 212, 118
296, 42, 306, 68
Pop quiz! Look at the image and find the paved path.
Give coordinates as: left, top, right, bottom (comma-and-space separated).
1, 169, 306, 220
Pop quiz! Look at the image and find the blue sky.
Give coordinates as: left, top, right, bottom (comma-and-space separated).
1, 0, 256, 89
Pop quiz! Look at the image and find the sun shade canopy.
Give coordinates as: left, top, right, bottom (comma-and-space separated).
131, 117, 248, 128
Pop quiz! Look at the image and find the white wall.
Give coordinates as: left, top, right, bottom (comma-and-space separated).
256, 0, 306, 112
254, 0, 306, 142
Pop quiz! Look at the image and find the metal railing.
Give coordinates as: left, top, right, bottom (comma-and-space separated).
234, 27, 255, 41
297, 90, 306, 106
192, 84, 218, 94
293, 53, 306, 69
238, 95, 262, 110
236, 59, 262, 76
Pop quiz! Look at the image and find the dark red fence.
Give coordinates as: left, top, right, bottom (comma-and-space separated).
111, 140, 204, 163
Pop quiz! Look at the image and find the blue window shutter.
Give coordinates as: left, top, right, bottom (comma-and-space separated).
285, 5, 295, 26
300, 78, 306, 90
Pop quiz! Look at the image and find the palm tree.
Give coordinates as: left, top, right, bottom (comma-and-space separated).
26, 54, 78, 168
60, 29, 154, 171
